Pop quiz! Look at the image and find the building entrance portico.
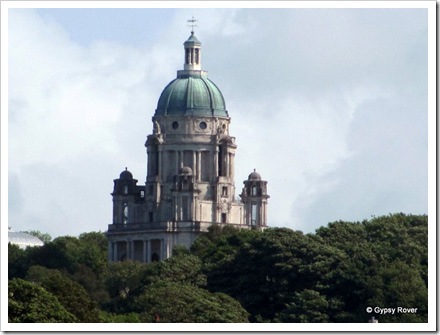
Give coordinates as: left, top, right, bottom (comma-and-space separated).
109, 238, 167, 263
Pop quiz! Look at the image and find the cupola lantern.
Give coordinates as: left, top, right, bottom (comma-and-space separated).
183, 31, 202, 71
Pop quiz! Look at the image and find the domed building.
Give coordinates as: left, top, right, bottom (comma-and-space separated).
106, 30, 269, 262
8, 228, 44, 249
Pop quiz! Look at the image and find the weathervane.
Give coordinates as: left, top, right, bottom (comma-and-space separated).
187, 16, 198, 34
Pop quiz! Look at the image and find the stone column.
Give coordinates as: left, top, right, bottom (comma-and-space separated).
143, 240, 147, 263
197, 151, 201, 181
230, 153, 235, 182
162, 150, 168, 183
158, 149, 163, 180
147, 240, 151, 263
214, 146, 218, 179
146, 148, 151, 176
161, 238, 166, 260
192, 151, 197, 179
263, 200, 268, 226
177, 151, 181, 171
108, 240, 113, 262
126, 241, 130, 260
114, 241, 118, 261
225, 151, 230, 177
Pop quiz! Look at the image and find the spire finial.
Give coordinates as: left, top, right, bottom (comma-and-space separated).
187, 16, 198, 34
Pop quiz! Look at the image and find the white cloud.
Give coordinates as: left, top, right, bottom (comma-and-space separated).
8, 10, 162, 236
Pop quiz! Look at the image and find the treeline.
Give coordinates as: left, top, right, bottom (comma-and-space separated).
8, 213, 428, 323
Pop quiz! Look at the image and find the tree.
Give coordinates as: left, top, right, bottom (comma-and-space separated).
27, 236, 81, 273
22, 230, 52, 243
364, 214, 428, 285
312, 214, 428, 322
70, 264, 110, 307
24, 232, 108, 277
135, 281, 249, 323
148, 253, 207, 287
9, 278, 77, 323
103, 260, 150, 313
8, 214, 427, 323
25, 266, 101, 322
77, 231, 108, 275
191, 225, 260, 272
314, 221, 378, 322
201, 227, 340, 321
275, 289, 330, 323
8, 243, 29, 279
366, 260, 428, 323
191, 214, 428, 323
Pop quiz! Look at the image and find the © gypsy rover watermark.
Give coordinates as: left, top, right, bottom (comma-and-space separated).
366, 306, 418, 315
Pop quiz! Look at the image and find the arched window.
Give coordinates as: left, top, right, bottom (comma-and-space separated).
185, 49, 190, 64
218, 144, 228, 177
195, 49, 200, 64
182, 196, 190, 221
222, 186, 228, 197
251, 185, 257, 196
251, 203, 258, 225
123, 202, 128, 224
149, 146, 159, 176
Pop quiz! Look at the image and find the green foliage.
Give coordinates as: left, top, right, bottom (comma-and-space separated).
172, 244, 191, 256
195, 214, 428, 323
8, 214, 427, 323
77, 231, 109, 274
366, 260, 428, 322
148, 253, 207, 287
25, 266, 101, 322
199, 227, 340, 321
275, 289, 330, 322
104, 249, 249, 322
103, 260, 150, 313
23, 230, 52, 243
8, 243, 29, 279
191, 224, 260, 271
70, 264, 110, 306
8, 278, 77, 323
135, 281, 249, 323
25, 238, 74, 271
24, 232, 108, 277
364, 214, 428, 285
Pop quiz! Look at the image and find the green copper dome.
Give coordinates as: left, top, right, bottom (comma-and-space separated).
155, 71, 227, 117
155, 32, 228, 117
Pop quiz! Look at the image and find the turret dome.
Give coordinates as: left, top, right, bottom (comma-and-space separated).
248, 169, 261, 181
119, 168, 133, 180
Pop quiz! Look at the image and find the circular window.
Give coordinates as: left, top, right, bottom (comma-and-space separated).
199, 121, 207, 130
172, 121, 179, 129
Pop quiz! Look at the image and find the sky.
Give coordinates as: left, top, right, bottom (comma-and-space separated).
5, 3, 433, 239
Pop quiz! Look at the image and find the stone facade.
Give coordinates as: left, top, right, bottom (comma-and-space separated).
106, 31, 269, 262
